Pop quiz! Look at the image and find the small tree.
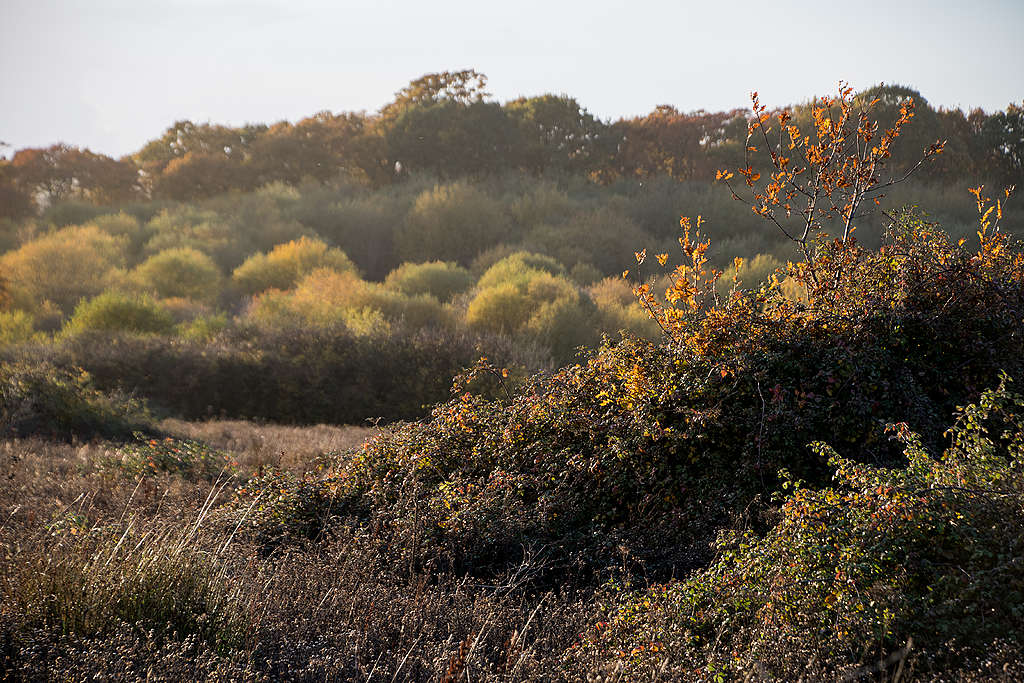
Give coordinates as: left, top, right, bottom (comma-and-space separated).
717, 82, 946, 291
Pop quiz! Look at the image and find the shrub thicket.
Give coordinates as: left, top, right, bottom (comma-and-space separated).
13, 325, 523, 424
0, 362, 151, 441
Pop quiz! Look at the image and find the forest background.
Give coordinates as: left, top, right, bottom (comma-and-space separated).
1, 71, 1021, 424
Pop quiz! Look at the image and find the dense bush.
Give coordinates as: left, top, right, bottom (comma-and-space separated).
62, 292, 175, 337
247, 268, 452, 332
574, 379, 1024, 678
131, 247, 223, 302
229, 207, 1024, 580
395, 182, 512, 266
475, 250, 566, 290
0, 309, 40, 347
383, 260, 474, 301
0, 225, 127, 313
0, 362, 151, 440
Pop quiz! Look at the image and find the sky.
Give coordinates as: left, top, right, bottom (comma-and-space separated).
2, 0, 1022, 159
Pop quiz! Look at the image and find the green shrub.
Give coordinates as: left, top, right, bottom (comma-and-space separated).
524, 295, 599, 364
588, 277, 661, 340
91, 212, 150, 262
383, 260, 473, 301
395, 182, 512, 266
62, 292, 174, 337
476, 251, 565, 290
465, 283, 533, 335
0, 309, 42, 347
132, 247, 223, 302
247, 268, 451, 332
175, 313, 228, 342
0, 225, 127, 313
716, 252, 784, 298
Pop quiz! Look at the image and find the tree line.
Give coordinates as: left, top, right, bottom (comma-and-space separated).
2, 71, 1021, 214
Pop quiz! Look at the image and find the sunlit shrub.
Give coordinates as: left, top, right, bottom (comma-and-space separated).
475, 251, 565, 290
231, 236, 356, 295
715, 252, 784, 299
159, 297, 212, 324
91, 211, 150, 263
465, 283, 533, 335
0, 309, 42, 347
132, 247, 223, 302
175, 312, 229, 342
468, 266, 600, 363
383, 260, 473, 302
588, 277, 661, 340
246, 268, 451, 332
0, 225, 127, 313
524, 296, 599, 363
62, 291, 174, 337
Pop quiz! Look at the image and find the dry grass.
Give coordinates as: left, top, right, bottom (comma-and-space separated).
160, 418, 378, 473
0, 421, 582, 681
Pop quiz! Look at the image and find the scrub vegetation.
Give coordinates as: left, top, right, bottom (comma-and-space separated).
1, 77, 1023, 680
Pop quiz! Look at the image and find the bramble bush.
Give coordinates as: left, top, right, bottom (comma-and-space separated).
223, 196, 1024, 574
573, 378, 1024, 678
108, 434, 235, 480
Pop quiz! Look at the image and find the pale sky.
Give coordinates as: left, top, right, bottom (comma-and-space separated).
2, 0, 1022, 159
